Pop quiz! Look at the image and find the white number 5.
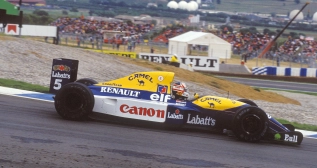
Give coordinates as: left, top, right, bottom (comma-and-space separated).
53, 79, 63, 90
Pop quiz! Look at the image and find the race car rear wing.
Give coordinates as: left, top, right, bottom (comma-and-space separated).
49, 58, 79, 94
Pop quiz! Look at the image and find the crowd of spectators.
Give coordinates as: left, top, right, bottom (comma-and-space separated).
49, 16, 316, 67
153, 27, 185, 43
215, 29, 316, 66
50, 17, 154, 35
217, 31, 270, 57
49, 16, 154, 49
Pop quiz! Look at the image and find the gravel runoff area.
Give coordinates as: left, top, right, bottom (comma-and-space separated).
0, 37, 316, 126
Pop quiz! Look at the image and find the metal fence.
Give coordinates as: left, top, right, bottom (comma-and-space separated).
43, 33, 169, 54
237, 48, 317, 68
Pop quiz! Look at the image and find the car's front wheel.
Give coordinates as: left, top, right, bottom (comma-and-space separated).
232, 106, 268, 142
54, 82, 94, 121
75, 78, 98, 86
237, 99, 258, 107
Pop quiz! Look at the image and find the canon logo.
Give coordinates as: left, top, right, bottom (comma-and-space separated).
119, 104, 165, 118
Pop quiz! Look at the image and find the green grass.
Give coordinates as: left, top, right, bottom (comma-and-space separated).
261, 87, 317, 96
0, 78, 49, 93
276, 118, 317, 132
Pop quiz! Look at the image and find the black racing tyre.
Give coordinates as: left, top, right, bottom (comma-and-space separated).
75, 78, 98, 86
54, 82, 94, 121
232, 106, 269, 142
237, 99, 258, 107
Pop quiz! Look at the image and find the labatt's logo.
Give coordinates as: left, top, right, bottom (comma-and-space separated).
120, 104, 165, 118
51, 72, 70, 79
284, 134, 298, 143
167, 109, 183, 119
187, 114, 216, 126
52, 65, 71, 79
128, 73, 153, 83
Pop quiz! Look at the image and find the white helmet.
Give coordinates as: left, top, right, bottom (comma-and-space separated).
172, 82, 189, 100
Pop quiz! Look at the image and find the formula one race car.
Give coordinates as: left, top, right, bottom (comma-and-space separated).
53, 71, 303, 145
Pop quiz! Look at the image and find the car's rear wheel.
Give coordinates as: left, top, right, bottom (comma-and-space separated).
54, 82, 94, 121
75, 78, 98, 86
232, 106, 268, 142
237, 99, 258, 107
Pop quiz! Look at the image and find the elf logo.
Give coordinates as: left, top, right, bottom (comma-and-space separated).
150, 93, 171, 102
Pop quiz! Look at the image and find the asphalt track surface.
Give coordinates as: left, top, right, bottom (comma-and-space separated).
216, 76, 317, 93
1, 94, 317, 168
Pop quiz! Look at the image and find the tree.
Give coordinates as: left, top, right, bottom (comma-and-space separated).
70, 7, 78, 12
33, 10, 49, 16
22, 14, 53, 25
23, 15, 32, 24
157, 3, 164, 8
151, 20, 157, 26
248, 27, 259, 34
89, 10, 94, 16
98, 11, 116, 17
268, 31, 276, 37
220, 25, 233, 32
62, 10, 68, 15
306, 11, 311, 19
263, 28, 270, 35
126, 20, 133, 26
117, 1, 127, 7
270, 12, 276, 17
289, 32, 298, 38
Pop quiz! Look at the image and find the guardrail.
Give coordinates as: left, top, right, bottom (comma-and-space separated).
252, 66, 317, 77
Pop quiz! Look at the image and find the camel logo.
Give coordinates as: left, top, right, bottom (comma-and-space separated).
128, 73, 153, 86
208, 102, 215, 108
138, 79, 145, 86
200, 97, 221, 104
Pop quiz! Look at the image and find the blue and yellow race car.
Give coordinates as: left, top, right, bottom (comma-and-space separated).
54, 71, 303, 145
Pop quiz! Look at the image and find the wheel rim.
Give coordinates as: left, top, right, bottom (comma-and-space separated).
64, 91, 84, 112
241, 114, 262, 135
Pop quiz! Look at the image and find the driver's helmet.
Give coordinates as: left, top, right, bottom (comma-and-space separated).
171, 82, 189, 100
